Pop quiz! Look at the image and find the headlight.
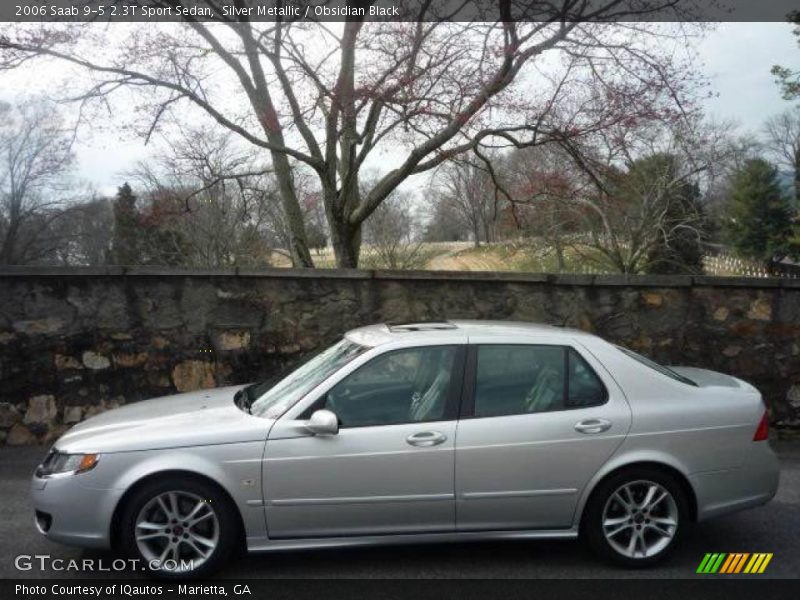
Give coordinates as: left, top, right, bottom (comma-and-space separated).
35, 451, 99, 477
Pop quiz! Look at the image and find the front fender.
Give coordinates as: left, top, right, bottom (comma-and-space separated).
81, 442, 268, 543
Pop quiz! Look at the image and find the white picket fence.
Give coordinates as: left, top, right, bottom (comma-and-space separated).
702, 254, 798, 279
572, 254, 798, 278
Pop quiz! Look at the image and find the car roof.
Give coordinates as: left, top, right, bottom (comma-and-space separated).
344, 320, 597, 348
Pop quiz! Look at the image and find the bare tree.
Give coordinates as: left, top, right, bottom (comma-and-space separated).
423, 192, 472, 243
49, 195, 114, 266
434, 158, 496, 247
0, 2, 706, 267
696, 127, 762, 242
550, 121, 714, 274
362, 189, 427, 270
764, 107, 800, 200
0, 99, 75, 265
496, 145, 583, 269
479, 114, 725, 273
130, 128, 276, 268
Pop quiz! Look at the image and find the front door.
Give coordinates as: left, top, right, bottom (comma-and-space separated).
264, 345, 465, 539
455, 341, 631, 531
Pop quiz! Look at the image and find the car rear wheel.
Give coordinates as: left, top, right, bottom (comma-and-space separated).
119, 476, 238, 577
584, 467, 688, 567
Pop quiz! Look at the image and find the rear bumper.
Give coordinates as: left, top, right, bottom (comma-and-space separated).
691, 442, 779, 521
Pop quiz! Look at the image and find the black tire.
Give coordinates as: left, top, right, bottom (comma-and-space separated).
119, 475, 239, 578
583, 466, 689, 568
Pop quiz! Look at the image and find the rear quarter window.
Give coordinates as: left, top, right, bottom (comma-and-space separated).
616, 345, 697, 386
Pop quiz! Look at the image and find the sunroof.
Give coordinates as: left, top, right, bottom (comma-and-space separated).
387, 321, 457, 332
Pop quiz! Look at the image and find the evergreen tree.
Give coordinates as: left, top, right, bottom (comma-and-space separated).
634, 155, 706, 274
645, 177, 706, 274
610, 153, 706, 274
111, 183, 141, 265
726, 159, 794, 263
771, 10, 800, 100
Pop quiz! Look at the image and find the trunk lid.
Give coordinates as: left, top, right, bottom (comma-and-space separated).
670, 367, 759, 394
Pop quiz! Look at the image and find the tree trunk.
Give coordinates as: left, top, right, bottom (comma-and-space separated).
321, 182, 362, 269
330, 219, 362, 268
0, 206, 21, 264
554, 241, 565, 271
271, 152, 314, 268
0, 228, 17, 264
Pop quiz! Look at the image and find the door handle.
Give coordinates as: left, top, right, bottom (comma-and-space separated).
574, 418, 612, 434
406, 431, 447, 447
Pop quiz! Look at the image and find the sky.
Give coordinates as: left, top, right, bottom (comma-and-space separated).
698, 22, 799, 128
1, 21, 799, 196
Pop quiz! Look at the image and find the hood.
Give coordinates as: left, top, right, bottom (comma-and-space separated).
56, 385, 273, 454
670, 367, 759, 395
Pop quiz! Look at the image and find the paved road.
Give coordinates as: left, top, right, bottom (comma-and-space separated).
1, 442, 798, 579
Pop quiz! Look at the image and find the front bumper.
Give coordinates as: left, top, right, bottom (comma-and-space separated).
31, 472, 124, 549
691, 441, 780, 521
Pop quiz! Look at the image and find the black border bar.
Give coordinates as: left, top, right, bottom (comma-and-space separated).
3, 1, 800, 23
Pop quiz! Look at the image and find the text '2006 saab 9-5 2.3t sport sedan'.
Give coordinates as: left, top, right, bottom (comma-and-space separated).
32, 321, 778, 576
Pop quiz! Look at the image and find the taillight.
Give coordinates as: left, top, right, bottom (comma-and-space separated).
753, 411, 769, 441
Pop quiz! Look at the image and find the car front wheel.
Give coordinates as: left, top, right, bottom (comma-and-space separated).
584, 467, 688, 567
119, 476, 238, 577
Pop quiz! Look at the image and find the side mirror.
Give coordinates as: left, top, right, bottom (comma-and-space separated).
306, 409, 339, 436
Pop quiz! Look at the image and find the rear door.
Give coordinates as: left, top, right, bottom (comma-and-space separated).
454, 338, 631, 531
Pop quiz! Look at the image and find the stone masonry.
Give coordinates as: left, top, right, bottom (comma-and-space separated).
1, 266, 799, 446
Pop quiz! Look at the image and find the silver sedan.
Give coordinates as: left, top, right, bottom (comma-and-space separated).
31, 321, 779, 576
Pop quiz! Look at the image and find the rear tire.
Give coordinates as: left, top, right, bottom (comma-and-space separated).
119, 476, 238, 578
583, 466, 688, 567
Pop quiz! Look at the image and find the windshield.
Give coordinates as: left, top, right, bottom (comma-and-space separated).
246, 338, 368, 419
616, 346, 697, 387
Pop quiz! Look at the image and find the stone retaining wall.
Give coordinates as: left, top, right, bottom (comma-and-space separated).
1, 267, 799, 445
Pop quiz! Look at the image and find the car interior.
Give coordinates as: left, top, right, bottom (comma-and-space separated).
474, 345, 565, 417
323, 344, 607, 427
325, 347, 456, 427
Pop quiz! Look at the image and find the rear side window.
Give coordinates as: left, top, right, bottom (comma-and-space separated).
567, 348, 608, 408
472, 345, 607, 418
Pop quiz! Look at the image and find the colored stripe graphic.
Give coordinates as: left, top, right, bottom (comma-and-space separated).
696, 553, 714, 573
698, 552, 772, 574
720, 554, 736, 573
757, 554, 773, 573
733, 553, 750, 573
697, 553, 727, 573
719, 553, 750, 573
745, 554, 761, 573
744, 553, 774, 574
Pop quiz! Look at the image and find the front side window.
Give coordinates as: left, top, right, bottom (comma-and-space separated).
325, 346, 458, 427
473, 345, 607, 418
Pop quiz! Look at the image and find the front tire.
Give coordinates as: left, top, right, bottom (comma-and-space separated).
119, 476, 238, 578
584, 467, 688, 567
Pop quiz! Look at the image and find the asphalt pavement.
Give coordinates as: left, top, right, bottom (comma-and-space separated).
1, 441, 798, 579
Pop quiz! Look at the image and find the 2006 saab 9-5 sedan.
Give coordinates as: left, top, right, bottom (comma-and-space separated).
32, 321, 778, 576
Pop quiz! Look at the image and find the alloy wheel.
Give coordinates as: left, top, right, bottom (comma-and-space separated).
601, 479, 679, 559
134, 490, 219, 572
